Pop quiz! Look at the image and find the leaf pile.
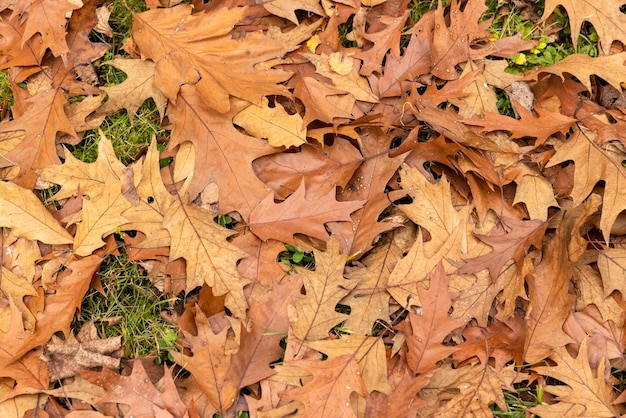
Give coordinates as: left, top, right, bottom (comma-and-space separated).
2, 0, 626, 416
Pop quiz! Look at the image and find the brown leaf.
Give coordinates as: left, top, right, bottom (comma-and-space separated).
230, 277, 302, 388
397, 263, 465, 374
0, 256, 102, 370
430, 0, 491, 80
464, 101, 576, 147
418, 363, 510, 417
530, 338, 623, 417
253, 138, 362, 200
459, 217, 547, 282
0, 89, 76, 187
249, 180, 364, 245
131, 5, 291, 113
327, 127, 408, 258
9, 0, 81, 59
288, 237, 358, 341
83, 361, 188, 418
167, 86, 279, 219
283, 355, 368, 418
170, 308, 238, 414
304, 335, 392, 394
547, 125, 626, 241
292, 76, 355, 125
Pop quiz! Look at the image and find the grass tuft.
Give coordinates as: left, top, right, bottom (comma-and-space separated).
72, 250, 180, 362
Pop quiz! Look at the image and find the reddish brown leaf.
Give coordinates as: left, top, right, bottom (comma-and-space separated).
459, 217, 547, 282
249, 180, 364, 245
398, 263, 466, 374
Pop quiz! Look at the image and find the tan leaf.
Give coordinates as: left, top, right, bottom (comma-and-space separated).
9, 0, 81, 58
542, 1, 626, 55
263, 0, 324, 24
0, 88, 77, 187
253, 138, 362, 200
96, 58, 167, 119
513, 174, 559, 221
431, 0, 491, 80
530, 338, 623, 417
288, 238, 358, 341
302, 52, 378, 102
283, 355, 368, 418
83, 361, 188, 417
547, 125, 626, 241
39, 132, 126, 201
233, 97, 306, 148
418, 363, 509, 417
305, 335, 392, 394
0, 181, 73, 244
292, 76, 355, 125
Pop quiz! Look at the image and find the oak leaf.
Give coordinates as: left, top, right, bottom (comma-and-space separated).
340, 235, 403, 335
547, 125, 626, 241
327, 127, 408, 258
523, 223, 576, 363
292, 76, 354, 125
0, 89, 76, 187
431, 0, 491, 80
302, 52, 378, 103
459, 217, 547, 282
530, 338, 623, 417
513, 174, 559, 221
597, 248, 626, 298
39, 133, 126, 201
233, 97, 306, 148
167, 86, 279, 219
397, 263, 466, 374
527, 52, 626, 92
125, 140, 249, 318
0, 12, 47, 72
543, 1, 626, 55
96, 58, 167, 120
377, 12, 433, 98
131, 4, 292, 113
0, 267, 37, 331
304, 335, 392, 394
288, 238, 358, 341
262, 0, 324, 24
170, 308, 238, 414
9, 0, 81, 59
253, 138, 362, 200
230, 277, 303, 388
464, 102, 576, 147
83, 361, 188, 418
282, 355, 368, 418
354, 11, 408, 76
0, 181, 73, 245
249, 180, 364, 245
418, 363, 510, 417
0, 256, 102, 370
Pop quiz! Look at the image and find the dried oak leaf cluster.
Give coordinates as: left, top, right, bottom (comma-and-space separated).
2, 0, 626, 416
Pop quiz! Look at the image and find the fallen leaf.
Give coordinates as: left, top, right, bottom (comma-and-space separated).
233, 97, 306, 148
249, 180, 364, 245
